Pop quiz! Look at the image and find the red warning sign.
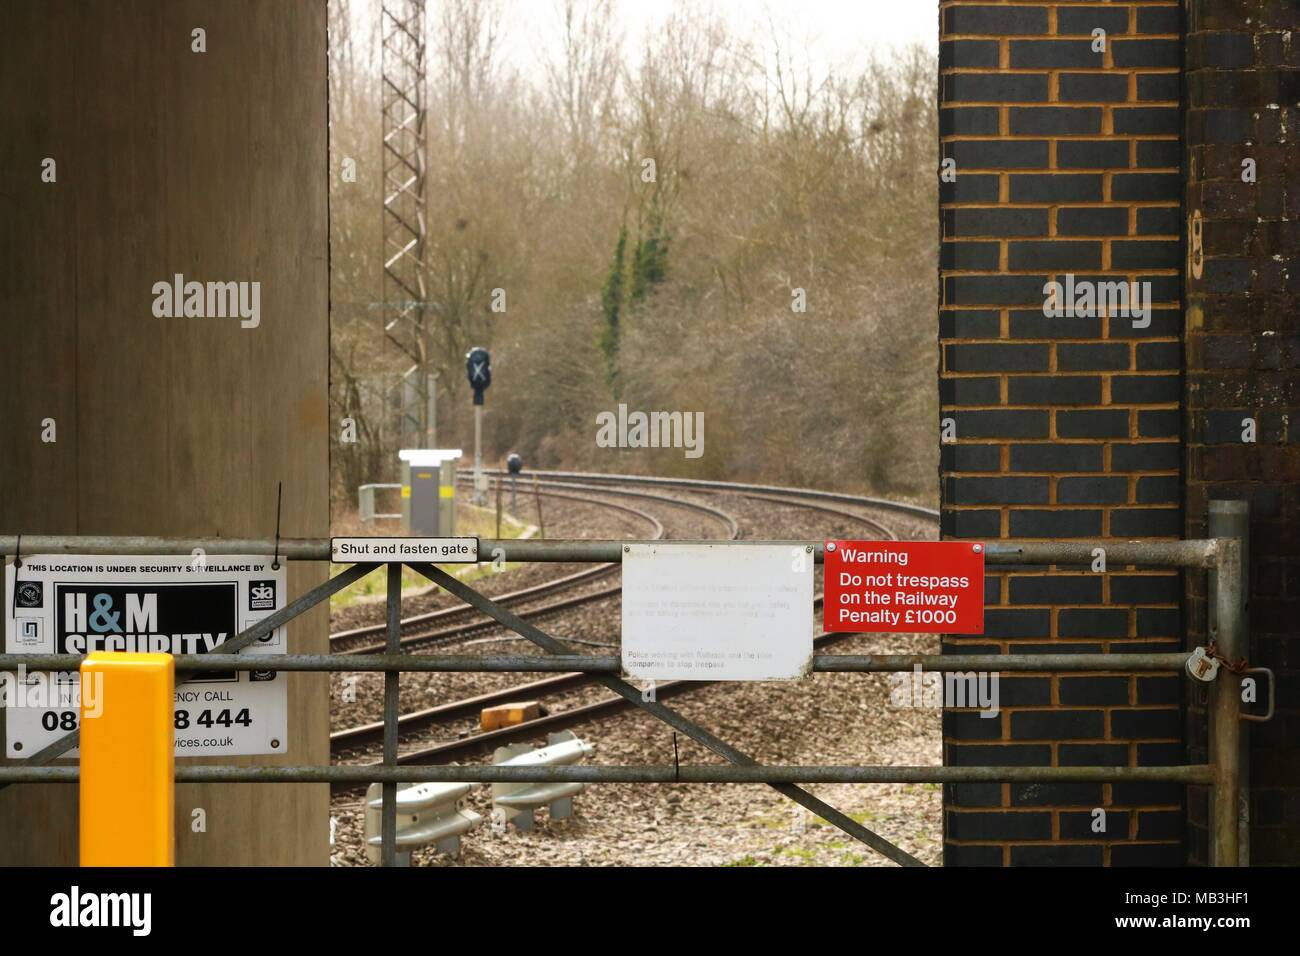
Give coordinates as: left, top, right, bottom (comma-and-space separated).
823, 540, 985, 634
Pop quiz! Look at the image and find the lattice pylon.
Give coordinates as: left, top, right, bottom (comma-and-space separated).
381, 0, 431, 447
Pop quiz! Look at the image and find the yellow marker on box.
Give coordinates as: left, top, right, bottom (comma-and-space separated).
480, 700, 541, 731
79, 652, 175, 867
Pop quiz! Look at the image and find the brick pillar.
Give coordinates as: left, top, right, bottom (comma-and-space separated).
939, 1, 1186, 865
1184, 0, 1300, 866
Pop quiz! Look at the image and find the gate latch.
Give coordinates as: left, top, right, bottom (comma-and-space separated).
1186, 646, 1221, 682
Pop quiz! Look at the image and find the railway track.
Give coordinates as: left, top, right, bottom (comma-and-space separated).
328, 491, 662, 652
329, 475, 938, 789
329, 484, 740, 654
335, 477, 900, 655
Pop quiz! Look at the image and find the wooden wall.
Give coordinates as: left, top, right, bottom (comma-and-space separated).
0, 0, 330, 865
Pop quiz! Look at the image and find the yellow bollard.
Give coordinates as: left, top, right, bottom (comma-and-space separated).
79, 652, 175, 866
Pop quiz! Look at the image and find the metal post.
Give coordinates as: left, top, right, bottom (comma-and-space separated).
495, 474, 502, 539
426, 371, 437, 448
382, 563, 402, 866
473, 405, 484, 505
510, 473, 517, 515
79, 652, 175, 866
533, 476, 545, 539
1209, 500, 1248, 866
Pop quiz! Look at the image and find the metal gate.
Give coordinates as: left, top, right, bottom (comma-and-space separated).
0, 512, 1254, 866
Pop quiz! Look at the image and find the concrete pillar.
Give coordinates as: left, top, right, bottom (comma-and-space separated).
0, 0, 330, 865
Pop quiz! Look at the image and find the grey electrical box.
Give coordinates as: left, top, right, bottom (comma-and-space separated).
399, 449, 461, 536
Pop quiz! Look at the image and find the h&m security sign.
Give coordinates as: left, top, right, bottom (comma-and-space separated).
822, 540, 985, 634
3, 555, 288, 757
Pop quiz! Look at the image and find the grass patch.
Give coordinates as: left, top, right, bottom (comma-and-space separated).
809, 809, 876, 829
773, 845, 818, 864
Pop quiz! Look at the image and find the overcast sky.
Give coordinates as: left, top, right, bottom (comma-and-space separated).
620, 0, 938, 53
349, 1, 937, 80
504, 0, 939, 75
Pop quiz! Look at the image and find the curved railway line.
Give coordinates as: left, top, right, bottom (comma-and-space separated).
327, 490, 664, 653
329, 474, 939, 790
329, 483, 740, 654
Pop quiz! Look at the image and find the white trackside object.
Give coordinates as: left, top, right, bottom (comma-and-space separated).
364, 780, 483, 865
491, 731, 595, 832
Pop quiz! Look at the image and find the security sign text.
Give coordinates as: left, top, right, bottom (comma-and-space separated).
4, 555, 288, 757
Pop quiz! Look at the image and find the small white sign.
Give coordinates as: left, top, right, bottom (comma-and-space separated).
621, 543, 814, 680
331, 537, 479, 563
4, 555, 287, 758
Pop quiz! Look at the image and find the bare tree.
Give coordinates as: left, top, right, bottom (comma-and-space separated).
327, 0, 938, 507
544, 0, 623, 180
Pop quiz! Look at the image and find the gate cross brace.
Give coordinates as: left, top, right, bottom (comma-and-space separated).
411, 561, 926, 867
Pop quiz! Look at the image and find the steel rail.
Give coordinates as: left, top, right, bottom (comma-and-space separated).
409, 561, 929, 867
1, 468, 920, 559
330, 671, 591, 751
335, 480, 742, 654
464, 474, 902, 540
327, 649, 1192, 766
479, 478, 745, 541
465, 468, 942, 522
5, 478, 909, 770
329, 488, 665, 645
330, 629, 845, 757
338, 481, 899, 657
740, 491, 897, 538
330, 505, 1203, 762
0, 481, 1248, 868
344, 586, 625, 654
331, 485, 902, 752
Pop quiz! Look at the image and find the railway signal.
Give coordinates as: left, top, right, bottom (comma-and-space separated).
465, 346, 491, 504
465, 346, 491, 402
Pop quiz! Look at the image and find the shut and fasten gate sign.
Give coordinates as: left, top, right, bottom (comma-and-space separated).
822, 540, 985, 634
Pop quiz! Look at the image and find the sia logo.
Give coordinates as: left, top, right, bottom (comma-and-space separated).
248, 580, 276, 611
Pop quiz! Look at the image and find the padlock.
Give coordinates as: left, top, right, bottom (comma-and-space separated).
1186, 646, 1221, 682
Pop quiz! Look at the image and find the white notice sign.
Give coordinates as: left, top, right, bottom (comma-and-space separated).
621, 543, 814, 680
4, 555, 288, 758
331, 537, 479, 563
